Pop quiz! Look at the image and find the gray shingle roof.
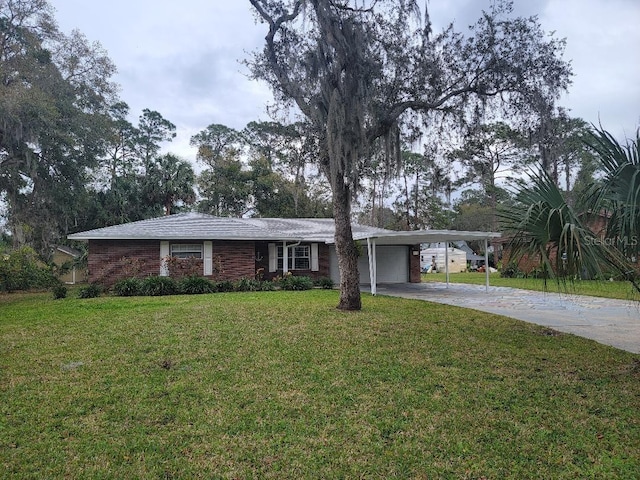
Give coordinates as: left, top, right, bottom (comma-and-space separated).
68, 212, 500, 244
68, 213, 299, 241
243, 218, 391, 242
68, 213, 391, 243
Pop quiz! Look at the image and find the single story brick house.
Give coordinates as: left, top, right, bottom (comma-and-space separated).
68, 213, 501, 292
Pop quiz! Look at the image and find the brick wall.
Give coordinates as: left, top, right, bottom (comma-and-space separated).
89, 239, 335, 286
89, 240, 161, 286
502, 247, 558, 275
409, 244, 421, 283
89, 239, 261, 284
212, 241, 256, 280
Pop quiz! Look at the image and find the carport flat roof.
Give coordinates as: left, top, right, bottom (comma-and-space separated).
354, 230, 502, 246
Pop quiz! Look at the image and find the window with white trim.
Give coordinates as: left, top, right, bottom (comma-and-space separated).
277, 245, 310, 270
170, 243, 203, 259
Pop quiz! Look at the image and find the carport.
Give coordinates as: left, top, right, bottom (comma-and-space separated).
357, 230, 502, 295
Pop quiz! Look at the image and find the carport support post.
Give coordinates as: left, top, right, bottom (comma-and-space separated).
445, 242, 450, 288
484, 238, 489, 293
367, 238, 377, 295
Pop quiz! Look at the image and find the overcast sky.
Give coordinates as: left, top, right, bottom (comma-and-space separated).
50, 0, 640, 164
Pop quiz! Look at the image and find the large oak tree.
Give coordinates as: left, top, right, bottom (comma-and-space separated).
0, 0, 117, 255
248, 0, 572, 310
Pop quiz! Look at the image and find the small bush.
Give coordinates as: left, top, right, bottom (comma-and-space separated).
113, 278, 142, 297
178, 276, 214, 295
78, 284, 101, 299
140, 276, 177, 296
215, 280, 235, 293
258, 280, 276, 291
314, 277, 334, 289
52, 284, 67, 300
279, 275, 314, 291
500, 264, 521, 278
234, 277, 261, 292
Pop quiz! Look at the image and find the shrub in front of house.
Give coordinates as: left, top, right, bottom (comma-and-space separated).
500, 263, 522, 278
165, 256, 203, 279
257, 280, 276, 291
113, 278, 143, 297
313, 277, 334, 289
215, 280, 235, 293
52, 284, 67, 300
140, 276, 178, 296
109, 274, 319, 297
78, 284, 102, 299
279, 275, 314, 291
178, 276, 214, 295
234, 277, 261, 292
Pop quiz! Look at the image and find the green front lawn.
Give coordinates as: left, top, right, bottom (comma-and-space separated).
422, 272, 640, 301
1, 290, 638, 478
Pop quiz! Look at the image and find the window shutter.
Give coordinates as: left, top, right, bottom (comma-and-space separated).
160, 241, 170, 276
311, 243, 319, 271
204, 241, 213, 276
268, 243, 277, 272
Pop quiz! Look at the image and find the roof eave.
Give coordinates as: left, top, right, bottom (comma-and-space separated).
67, 234, 306, 242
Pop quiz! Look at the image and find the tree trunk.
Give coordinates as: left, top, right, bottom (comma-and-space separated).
333, 177, 362, 311
414, 171, 420, 226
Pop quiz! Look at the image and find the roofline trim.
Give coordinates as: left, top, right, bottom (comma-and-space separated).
67, 235, 306, 242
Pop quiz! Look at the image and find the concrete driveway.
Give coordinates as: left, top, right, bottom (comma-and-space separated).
375, 282, 640, 354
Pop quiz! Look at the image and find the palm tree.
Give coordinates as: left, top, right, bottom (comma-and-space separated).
145, 154, 196, 216
500, 126, 640, 293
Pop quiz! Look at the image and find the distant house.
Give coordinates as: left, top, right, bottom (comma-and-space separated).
68, 213, 500, 293
52, 245, 87, 284
420, 244, 467, 273
422, 240, 487, 271
451, 241, 487, 265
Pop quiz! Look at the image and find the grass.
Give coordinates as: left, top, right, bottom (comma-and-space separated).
422, 272, 640, 301
1, 290, 639, 479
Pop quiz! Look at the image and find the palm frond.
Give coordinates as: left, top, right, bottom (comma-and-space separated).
584, 126, 640, 259
499, 168, 631, 285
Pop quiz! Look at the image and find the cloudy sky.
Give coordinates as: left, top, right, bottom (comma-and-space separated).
50, 0, 640, 164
